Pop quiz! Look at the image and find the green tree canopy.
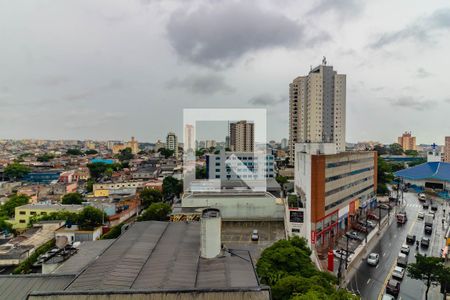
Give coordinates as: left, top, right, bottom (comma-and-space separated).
87, 162, 122, 180
140, 188, 163, 209
0, 194, 30, 217
66, 148, 83, 156
78, 206, 105, 230
162, 176, 183, 199
138, 202, 172, 221
276, 175, 288, 186
36, 153, 55, 162
4, 163, 31, 180
0, 216, 13, 233
404, 149, 419, 156
407, 254, 444, 300
389, 143, 404, 155
117, 148, 134, 162
377, 157, 394, 195
373, 145, 388, 156
196, 166, 207, 179
84, 149, 98, 155
159, 148, 174, 158
31, 211, 79, 226
61, 192, 84, 205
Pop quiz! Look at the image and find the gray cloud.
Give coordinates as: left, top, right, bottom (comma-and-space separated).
388, 96, 436, 110
370, 8, 450, 48
416, 67, 432, 78
444, 98, 450, 104
167, 74, 234, 95
166, 2, 305, 68
308, 0, 365, 19
248, 94, 286, 106
35, 76, 69, 86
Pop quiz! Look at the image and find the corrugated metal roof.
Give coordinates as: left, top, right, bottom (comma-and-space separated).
0, 274, 74, 300
394, 162, 450, 182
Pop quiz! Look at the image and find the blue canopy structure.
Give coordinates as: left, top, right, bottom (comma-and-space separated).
394, 162, 450, 182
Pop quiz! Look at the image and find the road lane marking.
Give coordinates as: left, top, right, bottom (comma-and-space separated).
366, 279, 371, 285
376, 264, 379, 269
383, 252, 386, 257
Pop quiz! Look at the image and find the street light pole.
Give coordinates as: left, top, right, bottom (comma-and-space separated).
345, 236, 349, 270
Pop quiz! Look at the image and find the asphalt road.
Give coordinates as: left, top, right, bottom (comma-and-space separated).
347, 192, 447, 300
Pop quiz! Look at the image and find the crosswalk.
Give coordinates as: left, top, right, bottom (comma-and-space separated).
404, 203, 422, 208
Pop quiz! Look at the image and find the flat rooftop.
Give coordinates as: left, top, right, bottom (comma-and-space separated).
16, 204, 84, 211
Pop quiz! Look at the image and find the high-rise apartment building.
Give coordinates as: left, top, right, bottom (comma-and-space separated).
444, 136, 450, 162
397, 131, 416, 151
229, 121, 254, 152
289, 59, 346, 165
184, 124, 194, 152
166, 132, 178, 158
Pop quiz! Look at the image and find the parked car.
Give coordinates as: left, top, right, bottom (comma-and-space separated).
386, 279, 401, 297
367, 253, 379, 266
421, 237, 430, 248
406, 234, 416, 244
431, 204, 438, 211
397, 253, 408, 267
423, 202, 429, 209
392, 266, 405, 280
418, 212, 425, 219
400, 244, 410, 255
418, 193, 426, 201
367, 212, 380, 220
352, 223, 368, 233
382, 294, 396, 300
378, 204, 390, 210
251, 229, 259, 241
346, 231, 363, 241
358, 220, 375, 228
333, 249, 353, 262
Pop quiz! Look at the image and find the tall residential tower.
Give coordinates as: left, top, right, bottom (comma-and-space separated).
229, 121, 254, 152
289, 59, 346, 164
166, 132, 178, 158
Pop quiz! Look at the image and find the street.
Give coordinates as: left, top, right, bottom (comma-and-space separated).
347, 192, 447, 300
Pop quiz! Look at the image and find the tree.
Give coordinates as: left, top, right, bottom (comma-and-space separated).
0, 216, 13, 233
86, 178, 95, 193
276, 175, 288, 186
66, 148, 83, 156
61, 192, 84, 205
373, 144, 387, 156
30, 211, 79, 226
389, 143, 404, 155
439, 266, 450, 299
78, 206, 105, 230
36, 153, 55, 162
84, 149, 98, 155
4, 163, 31, 180
117, 148, 134, 162
138, 202, 172, 221
409, 158, 427, 167
159, 148, 174, 158
140, 188, 163, 209
87, 162, 122, 180
407, 254, 444, 300
377, 157, 394, 195
0, 194, 30, 217
163, 176, 183, 199
196, 166, 207, 179
404, 149, 419, 156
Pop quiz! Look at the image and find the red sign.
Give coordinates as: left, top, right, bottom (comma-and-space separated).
327, 250, 334, 272
311, 231, 316, 244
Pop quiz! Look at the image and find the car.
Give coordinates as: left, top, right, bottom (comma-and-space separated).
346, 231, 363, 241
431, 205, 438, 211
421, 237, 430, 248
423, 202, 429, 209
406, 234, 416, 244
378, 204, 390, 210
251, 229, 259, 241
400, 244, 410, 255
392, 266, 405, 280
333, 249, 353, 262
358, 220, 374, 228
352, 223, 368, 233
366, 220, 376, 228
418, 193, 426, 201
397, 253, 408, 267
418, 212, 425, 219
382, 294, 396, 300
367, 212, 380, 220
386, 279, 401, 297
424, 224, 433, 234
367, 253, 379, 266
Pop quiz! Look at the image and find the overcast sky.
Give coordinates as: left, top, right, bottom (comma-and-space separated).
1, 0, 449, 144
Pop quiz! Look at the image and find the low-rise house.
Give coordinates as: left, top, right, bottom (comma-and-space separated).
55, 225, 102, 243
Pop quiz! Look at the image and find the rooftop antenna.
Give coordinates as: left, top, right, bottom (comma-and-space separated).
322, 56, 327, 65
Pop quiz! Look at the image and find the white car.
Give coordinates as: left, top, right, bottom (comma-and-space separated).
418, 212, 425, 219
333, 249, 353, 262
392, 266, 405, 280
418, 193, 426, 201
367, 253, 379, 266
382, 294, 396, 300
400, 244, 410, 255
251, 229, 259, 241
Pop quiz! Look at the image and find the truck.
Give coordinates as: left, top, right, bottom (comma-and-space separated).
396, 211, 407, 224
424, 214, 433, 234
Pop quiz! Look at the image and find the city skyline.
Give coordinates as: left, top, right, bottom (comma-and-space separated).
1, 1, 450, 144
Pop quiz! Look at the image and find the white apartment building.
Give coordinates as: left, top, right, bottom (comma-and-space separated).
289, 60, 346, 164
166, 132, 178, 158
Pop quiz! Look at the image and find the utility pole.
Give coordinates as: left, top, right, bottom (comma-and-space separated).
378, 207, 382, 229
365, 210, 368, 244
345, 236, 350, 270
337, 253, 343, 287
